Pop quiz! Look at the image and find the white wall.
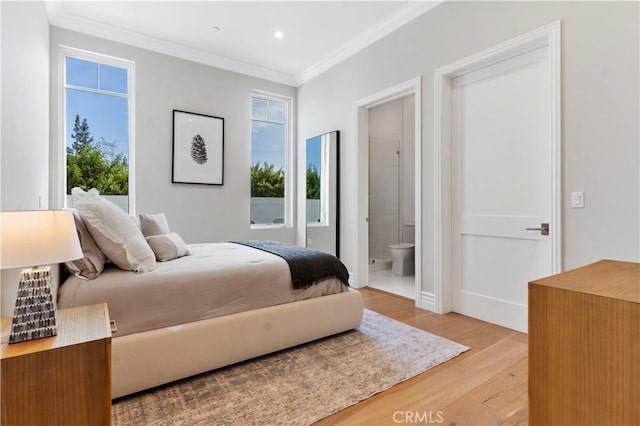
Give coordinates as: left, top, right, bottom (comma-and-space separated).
48, 27, 297, 244
0, 1, 51, 317
1, 1, 50, 211
297, 1, 639, 290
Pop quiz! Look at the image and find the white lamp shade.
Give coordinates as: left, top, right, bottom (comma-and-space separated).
0, 210, 83, 269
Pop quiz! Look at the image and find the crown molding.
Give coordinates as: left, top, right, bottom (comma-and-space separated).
45, 1, 443, 88
295, 1, 443, 85
45, 1, 297, 86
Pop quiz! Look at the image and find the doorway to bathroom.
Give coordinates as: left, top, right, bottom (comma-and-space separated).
367, 95, 416, 299
353, 77, 422, 303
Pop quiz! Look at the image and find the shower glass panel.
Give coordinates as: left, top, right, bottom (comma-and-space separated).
369, 137, 400, 262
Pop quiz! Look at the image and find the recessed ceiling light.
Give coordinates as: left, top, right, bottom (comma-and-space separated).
212, 26, 221, 31
274, 31, 284, 39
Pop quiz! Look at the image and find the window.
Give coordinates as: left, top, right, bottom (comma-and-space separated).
250, 93, 291, 226
62, 48, 134, 213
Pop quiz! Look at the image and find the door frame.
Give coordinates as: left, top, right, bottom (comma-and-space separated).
432, 21, 562, 314
354, 77, 423, 305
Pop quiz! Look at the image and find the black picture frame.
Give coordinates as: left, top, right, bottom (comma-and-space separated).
172, 110, 224, 185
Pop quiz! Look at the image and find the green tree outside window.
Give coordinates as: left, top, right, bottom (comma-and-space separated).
66, 114, 128, 195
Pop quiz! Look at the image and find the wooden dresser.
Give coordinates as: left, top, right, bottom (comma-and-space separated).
1, 303, 112, 425
528, 260, 639, 426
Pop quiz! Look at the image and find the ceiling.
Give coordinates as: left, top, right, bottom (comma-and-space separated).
45, 1, 441, 86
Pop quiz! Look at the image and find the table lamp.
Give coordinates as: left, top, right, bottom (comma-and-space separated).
0, 210, 82, 344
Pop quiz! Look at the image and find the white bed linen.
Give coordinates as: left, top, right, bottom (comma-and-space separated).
58, 243, 348, 336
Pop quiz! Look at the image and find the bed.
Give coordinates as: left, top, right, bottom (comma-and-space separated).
58, 241, 363, 398
60, 190, 363, 398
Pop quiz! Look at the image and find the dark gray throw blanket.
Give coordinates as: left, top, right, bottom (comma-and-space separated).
230, 240, 349, 289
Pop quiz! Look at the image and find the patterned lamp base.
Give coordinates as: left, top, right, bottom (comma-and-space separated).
9, 267, 58, 344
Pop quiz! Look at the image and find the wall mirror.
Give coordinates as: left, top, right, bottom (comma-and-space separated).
305, 130, 339, 257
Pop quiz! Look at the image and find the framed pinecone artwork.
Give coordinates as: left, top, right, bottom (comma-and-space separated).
172, 110, 224, 185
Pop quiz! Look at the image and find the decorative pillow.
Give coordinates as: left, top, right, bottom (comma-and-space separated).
146, 232, 189, 262
139, 213, 170, 237
65, 209, 106, 280
72, 188, 156, 272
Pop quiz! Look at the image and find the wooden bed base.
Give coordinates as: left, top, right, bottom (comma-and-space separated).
111, 289, 363, 398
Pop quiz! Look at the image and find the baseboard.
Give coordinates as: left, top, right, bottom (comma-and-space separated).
348, 272, 358, 287
418, 291, 436, 312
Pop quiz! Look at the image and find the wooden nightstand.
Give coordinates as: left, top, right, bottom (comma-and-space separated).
1, 303, 112, 426
529, 260, 640, 425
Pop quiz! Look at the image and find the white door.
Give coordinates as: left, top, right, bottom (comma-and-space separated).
451, 46, 553, 333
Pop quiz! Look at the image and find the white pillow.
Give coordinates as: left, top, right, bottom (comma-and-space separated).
65, 209, 106, 280
139, 213, 170, 237
146, 232, 189, 262
72, 188, 156, 272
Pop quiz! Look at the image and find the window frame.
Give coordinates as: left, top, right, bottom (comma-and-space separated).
58, 46, 136, 213
250, 90, 293, 229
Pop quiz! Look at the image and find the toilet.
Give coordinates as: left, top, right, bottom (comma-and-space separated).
389, 243, 415, 276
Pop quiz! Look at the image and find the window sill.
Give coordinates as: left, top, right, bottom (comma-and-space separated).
306, 222, 329, 228
250, 223, 291, 230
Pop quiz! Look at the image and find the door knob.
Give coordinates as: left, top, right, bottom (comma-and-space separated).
526, 223, 549, 236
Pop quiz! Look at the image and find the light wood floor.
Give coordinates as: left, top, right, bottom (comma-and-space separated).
316, 287, 529, 426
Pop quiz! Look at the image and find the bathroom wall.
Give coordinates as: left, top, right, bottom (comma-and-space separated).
368, 95, 415, 260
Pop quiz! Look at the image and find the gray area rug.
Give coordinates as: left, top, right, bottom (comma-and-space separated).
112, 309, 469, 425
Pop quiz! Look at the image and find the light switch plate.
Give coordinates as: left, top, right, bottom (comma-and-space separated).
571, 191, 584, 208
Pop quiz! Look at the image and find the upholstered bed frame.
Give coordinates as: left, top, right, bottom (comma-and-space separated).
111, 288, 363, 398
54, 196, 364, 399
